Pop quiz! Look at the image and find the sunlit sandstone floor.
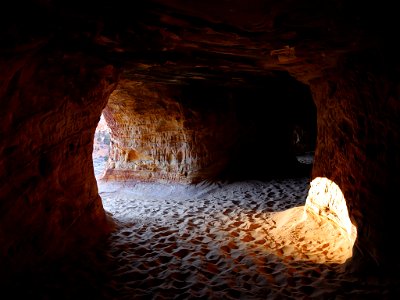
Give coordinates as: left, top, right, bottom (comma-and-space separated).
94, 175, 399, 300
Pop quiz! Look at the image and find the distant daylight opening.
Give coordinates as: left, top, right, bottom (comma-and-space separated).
93, 113, 111, 181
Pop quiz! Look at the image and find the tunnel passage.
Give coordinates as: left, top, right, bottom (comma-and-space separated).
2, 1, 400, 296
101, 72, 316, 184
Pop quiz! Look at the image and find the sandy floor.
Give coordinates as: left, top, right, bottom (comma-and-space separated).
94, 172, 399, 299
7, 151, 398, 299
81, 135, 400, 299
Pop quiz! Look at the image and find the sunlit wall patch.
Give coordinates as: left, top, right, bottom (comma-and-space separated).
305, 177, 357, 243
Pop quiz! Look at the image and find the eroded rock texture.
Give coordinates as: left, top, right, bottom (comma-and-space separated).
102, 80, 238, 183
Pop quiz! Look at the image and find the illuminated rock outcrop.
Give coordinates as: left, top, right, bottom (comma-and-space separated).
305, 177, 357, 241
102, 80, 238, 183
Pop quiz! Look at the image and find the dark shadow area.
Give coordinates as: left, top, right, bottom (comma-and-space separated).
178, 73, 317, 183
2, 244, 114, 299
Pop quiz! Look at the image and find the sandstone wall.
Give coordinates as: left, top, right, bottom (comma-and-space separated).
309, 51, 400, 273
0, 45, 118, 274
102, 80, 240, 183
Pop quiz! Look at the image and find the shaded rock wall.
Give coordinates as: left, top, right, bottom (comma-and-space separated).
0, 46, 118, 274
310, 50, 400, 273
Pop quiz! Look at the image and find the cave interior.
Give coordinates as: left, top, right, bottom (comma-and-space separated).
1, 0, 400, 298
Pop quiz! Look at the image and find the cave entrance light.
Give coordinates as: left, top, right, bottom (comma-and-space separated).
92, 113, 111, 181
257, 176, 357, 264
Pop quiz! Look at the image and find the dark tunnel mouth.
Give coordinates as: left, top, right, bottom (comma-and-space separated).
290, 86, 317, 167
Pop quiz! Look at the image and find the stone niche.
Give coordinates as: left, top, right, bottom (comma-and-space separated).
101, 73, 315, 183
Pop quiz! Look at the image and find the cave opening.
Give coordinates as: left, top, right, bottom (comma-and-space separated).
3, 0, 400, 297
93, 113, 111, 181
88, 72, 357, 298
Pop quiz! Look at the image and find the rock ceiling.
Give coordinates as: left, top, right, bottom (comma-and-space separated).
3, 0, 392, 85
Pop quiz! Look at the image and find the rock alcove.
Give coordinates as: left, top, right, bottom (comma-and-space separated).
1, 0, 400, 298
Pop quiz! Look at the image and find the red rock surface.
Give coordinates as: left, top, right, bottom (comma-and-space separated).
0, 0, 400, 286
310, 53, 400, 273
0, 50, 118, 274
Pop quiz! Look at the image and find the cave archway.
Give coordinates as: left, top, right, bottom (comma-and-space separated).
2, 0, 400, 297
94, 69, 356, 262
91, 71, 357, 298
